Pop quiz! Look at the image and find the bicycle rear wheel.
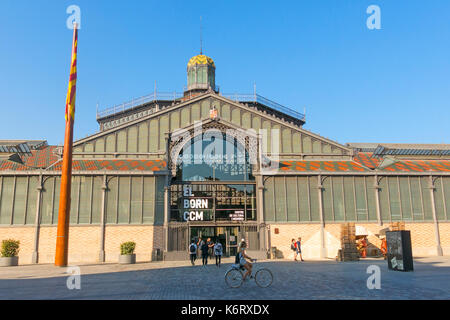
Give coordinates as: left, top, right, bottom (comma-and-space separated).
255, 268, 273, 288
225, 269, 243, 288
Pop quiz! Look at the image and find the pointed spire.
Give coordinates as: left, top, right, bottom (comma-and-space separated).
200, 16, 203, 55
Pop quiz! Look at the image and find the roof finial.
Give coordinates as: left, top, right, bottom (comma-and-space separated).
200, 16, 203, 55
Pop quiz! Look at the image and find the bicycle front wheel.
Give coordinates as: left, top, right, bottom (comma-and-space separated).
255, 268, 273, 288
225, 268, 243, 288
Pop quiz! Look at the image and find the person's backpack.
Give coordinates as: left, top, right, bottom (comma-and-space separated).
291, 243, 296, 251
189, 244, 196, 253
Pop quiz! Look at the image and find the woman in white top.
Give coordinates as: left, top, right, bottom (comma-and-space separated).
238, 241, 254, 281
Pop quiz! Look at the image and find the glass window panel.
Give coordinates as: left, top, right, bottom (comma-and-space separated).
191, 103, 201, 122
333, 177, 345, 221
274, 177, 286, 221
105, 134, 115, 153
130, 177, 142, 224
143, 177, 155, 224
118, 177, 130, 224
343, 176, 356, 221
302, 136, 312, 153
312, 140, 321, 153
201, 101, 209, 118
388, 177, 401, 221
181, 108, 190, 128
128, 126, 138, 153
444, 178, 450, 220
159, 115, 169, 151
309, 176, 320, 221
322, 177, 333, 221
149, 119, 158, 152
355, 177, 368, 221
40, 177, 54, 225
262, 121, 271, 154
155, 177, 165, 224
91, 177, 102, 224
106, 177, 118, 224
434, 177, 445, 221
410, 177, 424, 220
0, 177, 14, 224
399, 177, 412, 220
286, 177, 298, 221
117, 131, 126, 153
378, 178, 390, 221
12, 177, 27, 225
292, 132, 301, 153
78, 176, 92, 224
264, 178, 275, 222
251, 116, 261, 131
26, 177, 38, 225
231, 108, 241, 126
170, 111, 180, 131
420, 177, 433, 221
70, 176, 79, 224
95, 139, 104, 158
366, 177, 377, 221
138, 122, 148, 154
282, 129, 292, 153
242, 112, 251, 129
297, 177, 310, 221
52, 177, 61, 225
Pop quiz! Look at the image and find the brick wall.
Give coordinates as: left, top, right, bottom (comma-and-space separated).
104, 225, 164, 262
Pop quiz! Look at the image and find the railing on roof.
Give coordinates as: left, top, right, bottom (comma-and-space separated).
96, 92, 184, 119
96, 90, 305, 121
222, 93, 305, 121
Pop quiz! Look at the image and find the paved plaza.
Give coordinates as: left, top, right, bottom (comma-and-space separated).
0, 256, 449, 300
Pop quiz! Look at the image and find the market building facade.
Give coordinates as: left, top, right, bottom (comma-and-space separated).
1, 54, 449, 264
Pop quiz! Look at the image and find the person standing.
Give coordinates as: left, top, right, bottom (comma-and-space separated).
291, 239, 297, 261
214, 240, 223, 267
201, 239, 209, 266
295, 237, 304, 261
189, 240, 197, 266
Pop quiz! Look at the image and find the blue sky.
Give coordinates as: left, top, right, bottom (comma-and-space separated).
0, 0, 449, 145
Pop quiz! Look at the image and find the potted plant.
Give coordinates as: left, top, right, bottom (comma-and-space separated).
119, 241, 136, 264
0, 239, 20, 267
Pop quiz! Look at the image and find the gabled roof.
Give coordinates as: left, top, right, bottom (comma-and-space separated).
47, 159, 167, 172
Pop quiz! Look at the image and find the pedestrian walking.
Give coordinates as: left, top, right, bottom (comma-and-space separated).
207, 237, 214, 260
291, 239, 297, 261
201, 239, 209, 266
189, 240, 197, 266
295, 237, 304, 261
214, 240, 223, 267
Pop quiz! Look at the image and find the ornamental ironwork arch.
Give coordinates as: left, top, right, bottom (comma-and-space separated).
168, 120, 259, 176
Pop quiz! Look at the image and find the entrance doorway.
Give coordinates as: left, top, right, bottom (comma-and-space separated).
190, 226, 241, 257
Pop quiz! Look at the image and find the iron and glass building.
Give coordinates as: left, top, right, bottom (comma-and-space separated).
0, 54, 449, 263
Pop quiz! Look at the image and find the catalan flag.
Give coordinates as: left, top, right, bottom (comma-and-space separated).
65, 26, 78, 122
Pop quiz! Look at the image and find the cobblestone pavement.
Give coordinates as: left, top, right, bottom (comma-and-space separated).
0, 257, 449, 300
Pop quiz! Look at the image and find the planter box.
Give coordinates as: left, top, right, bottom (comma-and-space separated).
119, 254, 136, 264
0, 256, 19, 267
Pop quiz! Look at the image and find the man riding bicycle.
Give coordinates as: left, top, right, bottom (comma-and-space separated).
237, 241, 254, 281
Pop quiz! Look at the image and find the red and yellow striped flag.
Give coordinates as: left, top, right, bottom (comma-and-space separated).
65, 26, 78, 122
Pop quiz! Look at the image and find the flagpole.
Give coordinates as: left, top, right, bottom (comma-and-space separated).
55, 23, 78, 267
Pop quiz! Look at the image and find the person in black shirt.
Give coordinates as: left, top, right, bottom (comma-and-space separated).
201, 240, 209, 266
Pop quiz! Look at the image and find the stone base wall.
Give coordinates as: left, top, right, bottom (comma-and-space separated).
0, 225, 164, 265
269, 222, 449, 260
0, 222, 447, 264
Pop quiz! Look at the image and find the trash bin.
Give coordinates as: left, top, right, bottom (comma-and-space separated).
386, 231, 414, 272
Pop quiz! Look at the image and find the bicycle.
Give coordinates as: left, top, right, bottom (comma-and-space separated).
225, 259, 273, 288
